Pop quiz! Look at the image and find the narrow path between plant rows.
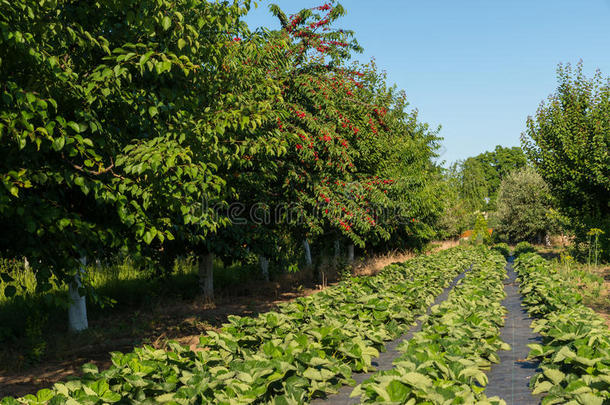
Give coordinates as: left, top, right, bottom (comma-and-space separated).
310, 266, 471, 405
483, 257, 542, 405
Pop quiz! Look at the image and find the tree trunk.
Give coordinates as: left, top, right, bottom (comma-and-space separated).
544, 233, 551, 247
333, 239, 340, 268
199, 253, 214, 307
23, 257, 29, 270
68, 256, 88, 332
347, 244, 354, 262
259, 256, 270, 282
303, 239, 312, 267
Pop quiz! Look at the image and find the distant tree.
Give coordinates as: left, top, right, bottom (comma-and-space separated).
494, 167, 559, 243
459, 158, 488, 212
436, 163, 471, 238
522, 63, 610, 259
471, 145, 527, 209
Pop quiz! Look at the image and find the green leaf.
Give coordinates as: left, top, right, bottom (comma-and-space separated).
143, 231, 154, 245
385, 379, 409, 402
67, 121, 81, 133
542, 367, 565, 385
82, 363, 99, 374
148, 106, 158, 118
178, 38, 187, 50
52, 136, 65, 151
36, 389, 54, 403
162, 16, 171, 31
532, 380, 553, 395
400, 371, 432, 390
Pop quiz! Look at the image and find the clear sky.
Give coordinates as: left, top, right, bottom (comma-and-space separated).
244, 0, 610, 165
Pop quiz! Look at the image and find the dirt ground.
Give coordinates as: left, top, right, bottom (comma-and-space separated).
0, 242, 458, 399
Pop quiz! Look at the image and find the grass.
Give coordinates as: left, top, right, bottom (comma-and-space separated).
535, 245, 610, 326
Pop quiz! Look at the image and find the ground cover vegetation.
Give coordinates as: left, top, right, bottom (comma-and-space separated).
1, 246, 474, 403
1, 0, 609, 401
353, 247, 509, 404
515, 253, 610, 404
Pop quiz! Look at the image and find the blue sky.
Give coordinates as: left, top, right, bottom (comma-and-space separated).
244, 0, 610, 165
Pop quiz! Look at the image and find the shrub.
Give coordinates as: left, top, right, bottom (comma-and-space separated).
514, 241, 535, 256
494, 167, 559, 243
491, 243, 510, 257
470, 214, 491, 245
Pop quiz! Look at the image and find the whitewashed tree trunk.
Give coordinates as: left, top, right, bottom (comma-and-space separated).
303, 239, 312, 267
24, 257, 29, 270
199, 253, 214, 306
347, 244, 354, 262
259, 256, 269, 281
68, 256, 88, 332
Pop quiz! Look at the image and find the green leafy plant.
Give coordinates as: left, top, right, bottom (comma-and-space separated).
1, 246, 479, 403
587, 228, 605, 268
514, 241, 535, 256
491, 243, 510, 257
353, 247, 509, 404
515, 253, 610, 403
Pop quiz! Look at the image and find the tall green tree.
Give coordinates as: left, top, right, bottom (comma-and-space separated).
522, 63, 610, 259
459, 158, 488, 213
436, 163, 471, 239
0, 0, 263, 322
470, 145, 527, 209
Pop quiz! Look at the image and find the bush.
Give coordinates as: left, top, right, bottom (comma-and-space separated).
514, 241, 535, 256
491, 243, 510, 257
470, 214, 491, 245
494, 167, 559, 243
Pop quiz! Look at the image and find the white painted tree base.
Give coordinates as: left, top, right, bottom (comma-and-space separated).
68, 257, 88, 332
347, 244, 354, 262
259, 256, 270, 281
303, 239, 312, 267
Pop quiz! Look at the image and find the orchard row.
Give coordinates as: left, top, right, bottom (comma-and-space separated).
0, 1, 442, 304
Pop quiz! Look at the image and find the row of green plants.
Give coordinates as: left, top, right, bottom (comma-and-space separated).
352, 247, 509, 404
1, 246, 475, 404
515, 253, 610, 404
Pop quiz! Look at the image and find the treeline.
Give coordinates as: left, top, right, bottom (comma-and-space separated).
0, 0, 444, 329
438, 63, 609, 261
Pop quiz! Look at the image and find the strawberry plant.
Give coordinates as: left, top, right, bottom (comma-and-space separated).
515, 253, 610, 404
1, 247, 478, 404
353, 247, 509, 404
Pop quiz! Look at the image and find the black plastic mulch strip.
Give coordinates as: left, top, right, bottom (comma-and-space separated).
483, 257, 542, 405
309, 266, 471, 405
